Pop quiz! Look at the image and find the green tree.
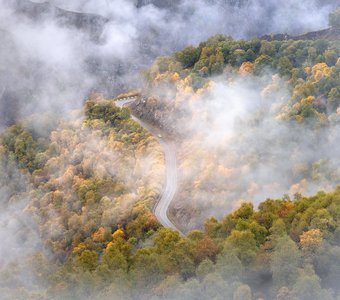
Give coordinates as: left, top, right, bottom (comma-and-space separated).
235, 220, 268, 246
271, 235, 301, 289
260, 41, 276, 56
216, 249, 243, 281
210, 48, 224, 73
76, 250, 98, 272
175, 46, 200, 68
101, 246, 128, 272
130, 249, 163, 289
233, 202, 254, 220
204, 217, 221, 238
328, 87, 340, 108
254, 54, 273, 74
225, 230, 257, 265
292, 265, 334, 300
196, 259, 214, 281
154, 228, 181, 254
278, 56, 293, 76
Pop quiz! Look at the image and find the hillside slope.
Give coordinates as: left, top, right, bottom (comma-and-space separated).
132, 35, 340, 230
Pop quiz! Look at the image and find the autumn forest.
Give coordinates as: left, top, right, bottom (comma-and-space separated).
0, 2, 340, 300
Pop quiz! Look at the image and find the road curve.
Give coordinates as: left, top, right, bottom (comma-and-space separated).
116, 97, 181, 233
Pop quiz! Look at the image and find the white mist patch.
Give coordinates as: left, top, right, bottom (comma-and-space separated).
172, 74, 340, 226
0, 159, 45, 295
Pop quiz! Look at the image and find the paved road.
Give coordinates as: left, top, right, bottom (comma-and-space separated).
116, 97, 181, 233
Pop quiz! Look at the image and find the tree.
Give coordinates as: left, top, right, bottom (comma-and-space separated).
76, 250, 98, 272
196, 259, 214, 281
130, 249, 163, 289
210, 48, 224, 73
175, 46, 200, 68
324, 49, 338, 66
256, 199, 281, 229
168, 239, 196, 279
328, 87, 340, 108
204, 217, 221, 238
202, 273, 232, 299
278, 56, 293, 76
239, 62, 254, 75
233, 202, 254, 220
271, 236, 301, 289
101, 246, 128, 273
254, 54, 273, 74
225, 230, 257, 265
195, 236, 219, 264
231, 49, 246, 66
260, 41, 276, 56
266, 219, 287, 251
244, 49, 256, 61
216, 249, 243, 281
310, 208, 336, 234
320, 245, 340, 291
233, 284, 252, 300
154, 228, 181, 254
299, 229, 323, 260
187, 230, 205, 241
154, 275, 182, 299
235, 220, 268, 246
112, 228, 125, 240
292, 265, 334, 300
176, 278, 203, 300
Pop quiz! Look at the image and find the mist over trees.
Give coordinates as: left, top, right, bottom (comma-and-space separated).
0, 0, 337, 129
0, 2, 339, 300
133, 34, 340, 231
1, 131, 339, 299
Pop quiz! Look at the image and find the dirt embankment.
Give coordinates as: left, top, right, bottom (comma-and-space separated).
130, 96, 179, 137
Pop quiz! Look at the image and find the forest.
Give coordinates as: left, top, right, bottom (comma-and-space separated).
0, 5, 339, 300
0, 93, 339, 299
134, 20, 340, 230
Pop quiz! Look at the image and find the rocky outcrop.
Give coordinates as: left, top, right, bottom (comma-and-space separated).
6, 0, 108, 40
130, 95, 180, 138
262, 27, 340, 42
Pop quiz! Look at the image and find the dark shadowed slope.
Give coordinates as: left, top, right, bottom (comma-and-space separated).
262, 27, 340, 41
6, 0, 108, 39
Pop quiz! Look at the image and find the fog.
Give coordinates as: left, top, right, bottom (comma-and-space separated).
0, 0, 336, 128
155, 73, 340, 228
0, 0, 339, 299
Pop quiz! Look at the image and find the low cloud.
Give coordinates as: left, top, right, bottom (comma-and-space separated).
0, 0, 336, 128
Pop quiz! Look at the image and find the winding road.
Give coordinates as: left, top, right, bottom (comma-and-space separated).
116, 97, 181, 233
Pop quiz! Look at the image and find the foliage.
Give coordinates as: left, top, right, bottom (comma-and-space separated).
174, 46, 201, 69
146, 35, 340, 122
1, 34, 339, 299
49, 187, 339, 299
